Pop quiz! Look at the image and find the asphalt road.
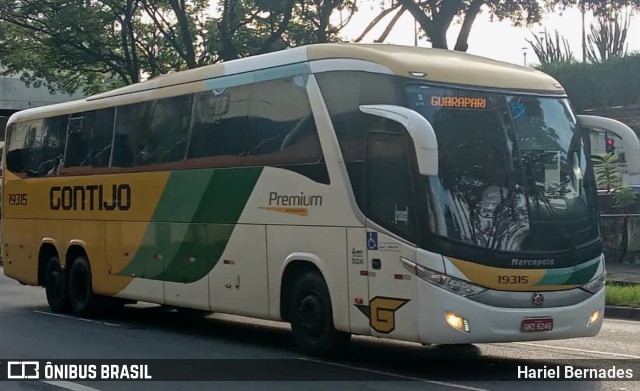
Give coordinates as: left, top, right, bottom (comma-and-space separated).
1, 266, 639, 391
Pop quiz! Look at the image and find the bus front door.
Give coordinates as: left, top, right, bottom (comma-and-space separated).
363, 131, 419, 342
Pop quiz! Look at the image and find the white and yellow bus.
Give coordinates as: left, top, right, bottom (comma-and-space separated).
2, 43, 628, 355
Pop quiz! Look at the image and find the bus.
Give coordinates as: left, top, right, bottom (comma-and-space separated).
2, 43, 631, 356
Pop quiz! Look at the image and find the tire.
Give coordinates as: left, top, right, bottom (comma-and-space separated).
44, 256, 70, 313
289, 271, 351, 357
67, 256, 98, 318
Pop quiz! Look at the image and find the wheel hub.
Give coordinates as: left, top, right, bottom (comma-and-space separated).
298, 294, 323, 337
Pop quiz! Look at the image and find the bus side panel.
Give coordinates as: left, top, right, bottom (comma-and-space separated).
209, 224, 269, 317
346, 227, 370, 336
62, 220, 110, 296
162, 222, 210, 311
267, 225, 349, 332
2, 218, 42, 285
105, 221, 163, 303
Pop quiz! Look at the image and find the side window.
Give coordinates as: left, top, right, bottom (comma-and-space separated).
63, 109, 114, 168
23, 120, 45, 174
91, 109, 115, 167
315, 71, 403, 207
6, 118, 66, 176
188, 85, 249, 160
41, 116, 67, 172
143, 95, 192, 164
246, 75, 322, 165
113, 96, 191, 168
6, 122, 29, 173
112, 101, 149, 167
365, 132, 416, 242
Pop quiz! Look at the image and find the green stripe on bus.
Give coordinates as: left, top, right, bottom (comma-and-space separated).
536, 257, 600, 286
117, 167, 263, 283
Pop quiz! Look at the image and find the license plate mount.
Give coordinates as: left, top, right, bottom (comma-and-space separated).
521, 317, 553, 332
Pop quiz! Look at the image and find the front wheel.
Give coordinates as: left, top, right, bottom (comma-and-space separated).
289, 271, 350, 357
44, 256, 70, 313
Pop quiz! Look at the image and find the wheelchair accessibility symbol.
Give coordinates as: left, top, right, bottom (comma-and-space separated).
367, 232, 378, 250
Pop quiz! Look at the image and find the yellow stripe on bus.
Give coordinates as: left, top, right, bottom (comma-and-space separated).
447, 257, 579, 292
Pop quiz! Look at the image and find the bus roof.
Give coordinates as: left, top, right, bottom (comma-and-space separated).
7, 43, 565, 124
308, 43, 564, 93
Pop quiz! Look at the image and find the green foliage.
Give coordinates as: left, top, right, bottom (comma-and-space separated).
586, 12, 631, 63
548, 0, 640, 16
0, 0, 353, 94
605, 283, 640, 307
593, 152, 622, 191
367, 1, 544, 51
538, 53, 640, 111
526, 29, 575, 65
614, 185, 636, 210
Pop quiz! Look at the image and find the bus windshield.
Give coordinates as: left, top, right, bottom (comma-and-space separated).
405, 84, 599, 257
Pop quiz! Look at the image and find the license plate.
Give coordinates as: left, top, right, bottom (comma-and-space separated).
521, 318, 553, 332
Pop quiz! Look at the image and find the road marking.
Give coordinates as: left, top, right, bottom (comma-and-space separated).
34, 310, 120, 327
41, 380, 104, 391
514, 342, 640, 359
299, 357, 491, 391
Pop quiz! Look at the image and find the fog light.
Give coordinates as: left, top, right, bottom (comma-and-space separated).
445, 312, 470, 333
587, 309, 601, 327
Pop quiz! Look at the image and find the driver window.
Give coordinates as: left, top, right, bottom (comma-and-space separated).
365, 132, 416, 242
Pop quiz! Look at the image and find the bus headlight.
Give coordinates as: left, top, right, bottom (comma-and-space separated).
401, 258, 486, 297
445, 312, 470, 333
587, 309, 602, 327
581, 272, 606, 294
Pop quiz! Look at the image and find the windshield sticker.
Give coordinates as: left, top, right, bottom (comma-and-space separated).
510, 101, 527, 120
394, 204, 409, 224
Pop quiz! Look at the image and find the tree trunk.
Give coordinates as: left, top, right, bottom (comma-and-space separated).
454, 0, 484, 52
168, 0, 197, 68
428, 23, 448, 49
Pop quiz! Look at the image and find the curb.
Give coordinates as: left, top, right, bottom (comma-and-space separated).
605, 306, 640, 321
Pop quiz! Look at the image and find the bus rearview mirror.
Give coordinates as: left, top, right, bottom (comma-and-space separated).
577, 115, 640, 175
359, 104, 438, 177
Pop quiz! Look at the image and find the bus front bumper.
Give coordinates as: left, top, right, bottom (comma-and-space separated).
417, 280, 605, 345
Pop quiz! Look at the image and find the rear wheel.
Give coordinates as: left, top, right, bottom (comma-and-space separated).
289, 271, 350, 357
44, 256, 70, 313
68, 256, 98, 318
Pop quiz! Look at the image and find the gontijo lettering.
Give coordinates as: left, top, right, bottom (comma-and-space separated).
50, 184, 131, 211
431, 96, 487, 108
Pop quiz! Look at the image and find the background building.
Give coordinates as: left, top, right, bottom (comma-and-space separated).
0, 69, 86, 141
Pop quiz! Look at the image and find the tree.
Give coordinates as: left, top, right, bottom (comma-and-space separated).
586, 12, 631, 63
359, 0, 544, 51
214, 0, 353, 60
0, 0, 205, 93
0, 0, 355, 94
549, 0, 640, 16
593, 152, 623, 192
526, 29, 575, 65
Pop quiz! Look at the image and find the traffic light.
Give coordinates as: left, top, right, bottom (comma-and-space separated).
606, 137, 615, 154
